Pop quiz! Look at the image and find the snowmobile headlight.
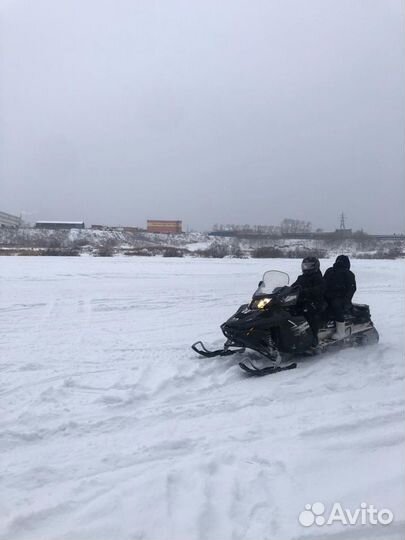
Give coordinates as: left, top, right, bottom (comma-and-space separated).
256, 297, 272, 309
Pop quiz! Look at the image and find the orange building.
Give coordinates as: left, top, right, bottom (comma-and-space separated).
147, 220, 182, 234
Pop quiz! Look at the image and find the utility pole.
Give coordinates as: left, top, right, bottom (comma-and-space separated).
340, 212, 346, 230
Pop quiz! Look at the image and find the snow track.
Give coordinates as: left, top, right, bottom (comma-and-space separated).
0, 257, 404, 539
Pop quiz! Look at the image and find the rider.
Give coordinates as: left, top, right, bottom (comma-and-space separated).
292, 256, 325, 346
324, 255, 356, 340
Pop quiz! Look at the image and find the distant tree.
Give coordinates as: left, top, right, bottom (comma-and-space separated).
251, 247, 284, 258
163, 247, 184, 257
352, 229, 369, 238
229, 239, 244, 258
280, 218, 312, 234
198, 242, 229, 258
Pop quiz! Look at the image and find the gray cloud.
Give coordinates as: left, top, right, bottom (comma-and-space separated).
1, 0, 404, 232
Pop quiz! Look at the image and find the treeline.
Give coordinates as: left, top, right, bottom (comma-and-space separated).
251, 247, 327, 259
213, 218, 313, 235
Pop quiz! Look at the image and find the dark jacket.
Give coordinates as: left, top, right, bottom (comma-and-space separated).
324, 255, 356, 304
292, 270, 325, 308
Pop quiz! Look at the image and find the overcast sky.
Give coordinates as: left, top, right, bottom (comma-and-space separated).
1, 0, 404, 232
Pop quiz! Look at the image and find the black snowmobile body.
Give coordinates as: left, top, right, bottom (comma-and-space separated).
192, 270, 379, 376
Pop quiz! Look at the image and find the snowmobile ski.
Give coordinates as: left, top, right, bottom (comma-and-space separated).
191, 341, 245, 358
238, 361, 297, 376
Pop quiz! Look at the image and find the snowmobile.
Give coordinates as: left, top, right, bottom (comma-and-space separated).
192, 270, 379, 376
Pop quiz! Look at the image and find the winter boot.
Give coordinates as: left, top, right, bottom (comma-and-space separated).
332, 321, 346, 340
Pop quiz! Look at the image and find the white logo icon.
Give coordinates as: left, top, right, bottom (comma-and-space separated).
298, 502, 325, 527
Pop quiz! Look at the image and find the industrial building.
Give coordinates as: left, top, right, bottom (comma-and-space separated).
91, 225, 142, 232
35, 221, 85, 230
91, 224, 109, 231
0, 210, 22, 228
147, 220, 182, 234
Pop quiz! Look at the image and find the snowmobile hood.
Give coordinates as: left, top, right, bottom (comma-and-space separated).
334, 255, 350, 269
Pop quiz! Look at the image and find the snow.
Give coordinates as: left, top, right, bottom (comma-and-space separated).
1, 256, 404, 540
184, 240, 212, 252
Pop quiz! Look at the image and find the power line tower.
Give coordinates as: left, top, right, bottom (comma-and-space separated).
340, 212, 346, 230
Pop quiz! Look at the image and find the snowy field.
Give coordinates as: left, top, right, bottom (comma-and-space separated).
1, 256, 404, 540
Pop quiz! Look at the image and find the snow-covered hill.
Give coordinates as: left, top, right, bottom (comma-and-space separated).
0, 257, 404, 539
0, 228, 404, 258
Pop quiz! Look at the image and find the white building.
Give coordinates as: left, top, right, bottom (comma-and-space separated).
35, 221, 85, 230
0, 211, 22, 228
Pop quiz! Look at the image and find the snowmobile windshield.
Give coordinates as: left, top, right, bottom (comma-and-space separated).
254, 270, 290, 296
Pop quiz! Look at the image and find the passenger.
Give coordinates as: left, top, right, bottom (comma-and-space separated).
324, 255, 357, 340
292, 257, 325, 346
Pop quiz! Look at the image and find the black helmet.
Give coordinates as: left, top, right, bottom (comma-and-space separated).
301, 256, 320, 274
334, 254, 350, 269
